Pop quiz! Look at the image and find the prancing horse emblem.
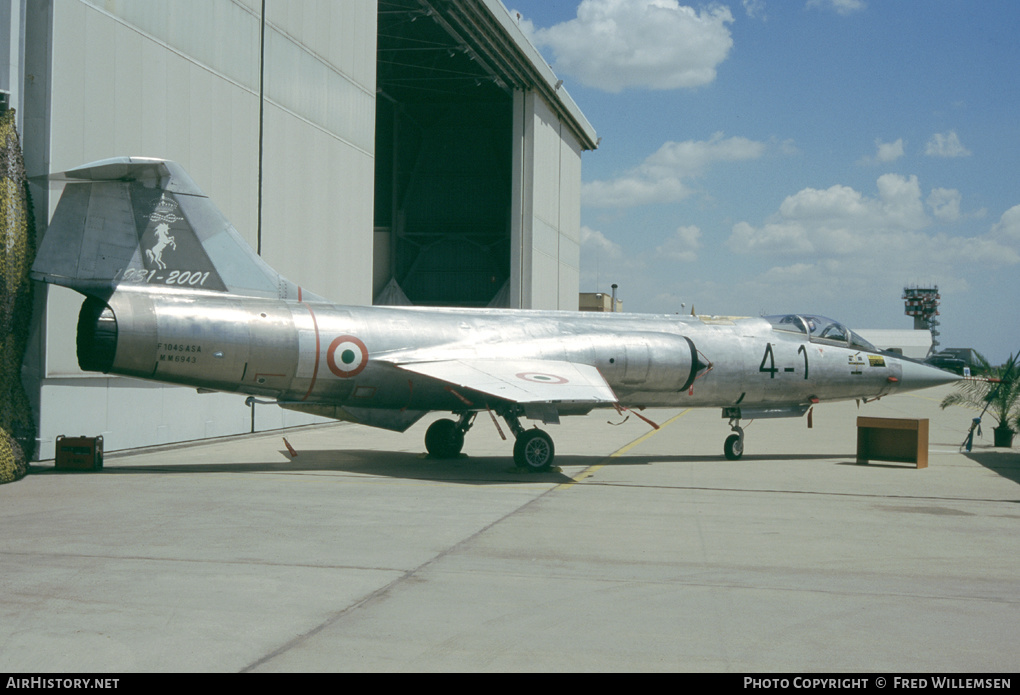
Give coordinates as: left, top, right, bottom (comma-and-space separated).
145, 222, 176, 270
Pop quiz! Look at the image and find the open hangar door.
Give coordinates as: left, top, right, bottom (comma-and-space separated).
375, 1, 514, 308
374, 0, 597, 310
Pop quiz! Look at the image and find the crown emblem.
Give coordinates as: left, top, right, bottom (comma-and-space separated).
149, 193, 182, 224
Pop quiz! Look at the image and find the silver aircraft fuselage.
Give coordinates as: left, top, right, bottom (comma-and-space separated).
83, 288, 941, 417
35, 157, 960, 469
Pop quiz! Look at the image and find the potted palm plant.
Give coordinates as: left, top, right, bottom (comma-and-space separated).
940, 353, 1020, 448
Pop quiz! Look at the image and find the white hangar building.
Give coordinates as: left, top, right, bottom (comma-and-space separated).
4, 0, 598, 459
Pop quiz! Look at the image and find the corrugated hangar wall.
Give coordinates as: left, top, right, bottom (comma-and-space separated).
19, 0, 595, 460
512, 90, 583, 311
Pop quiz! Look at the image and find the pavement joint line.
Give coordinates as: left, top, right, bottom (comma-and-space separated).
557, 409, 692, 490
0, 549, 406, 572
239, 463, 575, 672
551, 481, 1020, 505
240, 413, 700, 670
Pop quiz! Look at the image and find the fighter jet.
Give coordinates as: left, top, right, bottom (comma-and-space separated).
31, 158, 959, 470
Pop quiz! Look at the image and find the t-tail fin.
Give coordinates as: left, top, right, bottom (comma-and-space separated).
32, 157, 317, 301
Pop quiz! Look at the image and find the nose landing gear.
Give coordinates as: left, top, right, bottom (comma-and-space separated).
513, 428, 555, 471
502, 408, 555, 471
724, 416, 745, 461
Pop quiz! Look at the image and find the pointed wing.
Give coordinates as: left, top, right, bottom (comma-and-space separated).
395, 359, 618, 406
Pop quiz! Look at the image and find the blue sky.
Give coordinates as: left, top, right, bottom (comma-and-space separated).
504, 0, 1019, 363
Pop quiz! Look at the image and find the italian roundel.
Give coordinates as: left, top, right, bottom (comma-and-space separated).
327, 335, 368, 378
515, 372, 569, 384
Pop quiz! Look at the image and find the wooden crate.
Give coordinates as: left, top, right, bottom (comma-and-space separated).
856, 417, 928, 468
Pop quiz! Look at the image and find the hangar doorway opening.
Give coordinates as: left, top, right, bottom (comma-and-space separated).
374, 2, 513, 308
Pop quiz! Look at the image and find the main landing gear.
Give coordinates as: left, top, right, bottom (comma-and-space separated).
423, 409, 556, 472
424, 412, 474, 459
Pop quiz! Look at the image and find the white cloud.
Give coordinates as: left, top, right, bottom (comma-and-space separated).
743, 0, 767, 20
760, 262, 817, 281
728, 175, 1020, 272
991, 205, 1020, 245
807, 0, 866, 15
514, 15, 536, 37
530, 0, 735, 92
583, 132, 767, 207
579, 225, 647, 292
874, 138, 904, 163
927, 188, 961, 222
731, 174, 928, 255
714, 183, 1020, 329
774, 137, 799, 156
582, 177, 694, 208
644, 134, 767, 175
581, 225, 623, 258
924, 131, 972, 158
875, 173, 929, 229
656, 225, 702, 262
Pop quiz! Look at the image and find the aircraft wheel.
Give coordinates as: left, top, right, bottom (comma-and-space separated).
724, 434, 743, 461
513, 429, 555, 471
425, 418, 464, 459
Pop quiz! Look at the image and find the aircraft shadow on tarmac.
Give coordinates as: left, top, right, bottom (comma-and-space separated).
43, 449, 875, 485
964, 449, 1020, 488
54, 450, 582, 485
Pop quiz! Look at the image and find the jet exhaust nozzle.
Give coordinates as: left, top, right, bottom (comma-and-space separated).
76, 297, 118, 373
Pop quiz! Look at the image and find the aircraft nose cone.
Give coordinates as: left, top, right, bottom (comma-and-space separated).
895, 359, 964, 391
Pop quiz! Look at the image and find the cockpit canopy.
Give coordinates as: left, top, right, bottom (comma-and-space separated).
765, 314, 878, 352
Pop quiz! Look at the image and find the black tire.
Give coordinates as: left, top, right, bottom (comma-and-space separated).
425, 418, 464, 458
513, 429, 555, 471
724, 434, 743, 461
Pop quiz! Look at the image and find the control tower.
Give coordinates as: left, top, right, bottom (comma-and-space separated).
903, 285, 940, 354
